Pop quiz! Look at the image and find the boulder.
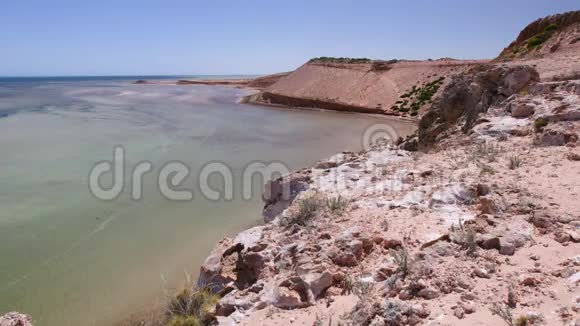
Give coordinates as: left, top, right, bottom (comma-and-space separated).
305, 271, 334, 299
273, 287, 304, 309
198, 239, 235, 292
216, 294, 255, 316
479, 194, 505, 215
262, 171, 311, 223
536, 127, 578, 147
478, 235, 501, 250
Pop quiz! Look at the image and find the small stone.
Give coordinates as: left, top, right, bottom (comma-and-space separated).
399, 289, 413, 300
568, 153, 580, 161
555, 232, 571, 243
464, 303, 476, 314
476, 183, 490, 197
474, 268, 490, 279
461, 293, 476, 301
511, 103, 535, 118
329, 249, 359, 267
420, 170, 434, 177
318, 233, 332, 240
532, 215, 553, 229
417, 287, 440, 300
383, 239, 403, 250
249, 242, 268, 252
568, 231, 580, 242
454, 307, 465, 319
499, 243, 516, 256
333, 272, 345, 282
412, 304, 431, 318
521, 276, 539, 287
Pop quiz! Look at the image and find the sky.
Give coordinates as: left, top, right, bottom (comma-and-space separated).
0, 1, 578, 76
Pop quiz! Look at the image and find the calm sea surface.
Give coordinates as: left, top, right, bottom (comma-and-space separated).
0, 76, 416, 325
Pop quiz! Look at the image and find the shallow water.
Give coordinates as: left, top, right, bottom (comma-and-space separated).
0, 77, 416, 325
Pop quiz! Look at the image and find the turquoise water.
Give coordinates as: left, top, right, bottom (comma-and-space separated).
0, 77, 416, 325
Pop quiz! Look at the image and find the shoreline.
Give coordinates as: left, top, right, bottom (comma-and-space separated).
135, 78, 422, 121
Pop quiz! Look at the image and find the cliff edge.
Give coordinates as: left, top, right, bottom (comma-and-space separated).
243, 58, 486, 117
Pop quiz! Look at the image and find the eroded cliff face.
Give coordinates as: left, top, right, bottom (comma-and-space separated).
244, 59, 486, 117
415, 64, 539, 149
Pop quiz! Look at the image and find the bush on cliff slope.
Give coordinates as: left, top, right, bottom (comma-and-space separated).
391, 77, 445, 116
163, 276, 219, 326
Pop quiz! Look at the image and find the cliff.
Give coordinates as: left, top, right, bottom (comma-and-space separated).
243, 58, 486, 117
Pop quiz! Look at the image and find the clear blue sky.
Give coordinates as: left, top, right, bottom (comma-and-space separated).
1, 0, 578, 76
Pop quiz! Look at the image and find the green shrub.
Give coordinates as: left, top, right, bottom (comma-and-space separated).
489, 303, 514, 326
282, 194, 323, 226
527, 30, 554, 49
393, 77, 444, 115
534, 118, 548, 132
163, 278, 219, 326
325, 195, 349, 215
509, 156, 522, 170
544, 23, 558, 32
392, 247, 411, 276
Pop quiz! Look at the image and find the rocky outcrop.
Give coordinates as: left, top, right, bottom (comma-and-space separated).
262, 169, 311, 223
497, 10, 580, 61
0, 312, 32, 326
416, 64, 539, 148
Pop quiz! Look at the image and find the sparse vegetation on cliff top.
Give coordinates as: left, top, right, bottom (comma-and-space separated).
309, 57, 372, 64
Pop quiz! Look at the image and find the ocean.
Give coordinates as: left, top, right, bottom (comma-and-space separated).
0, 76, 416, 325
